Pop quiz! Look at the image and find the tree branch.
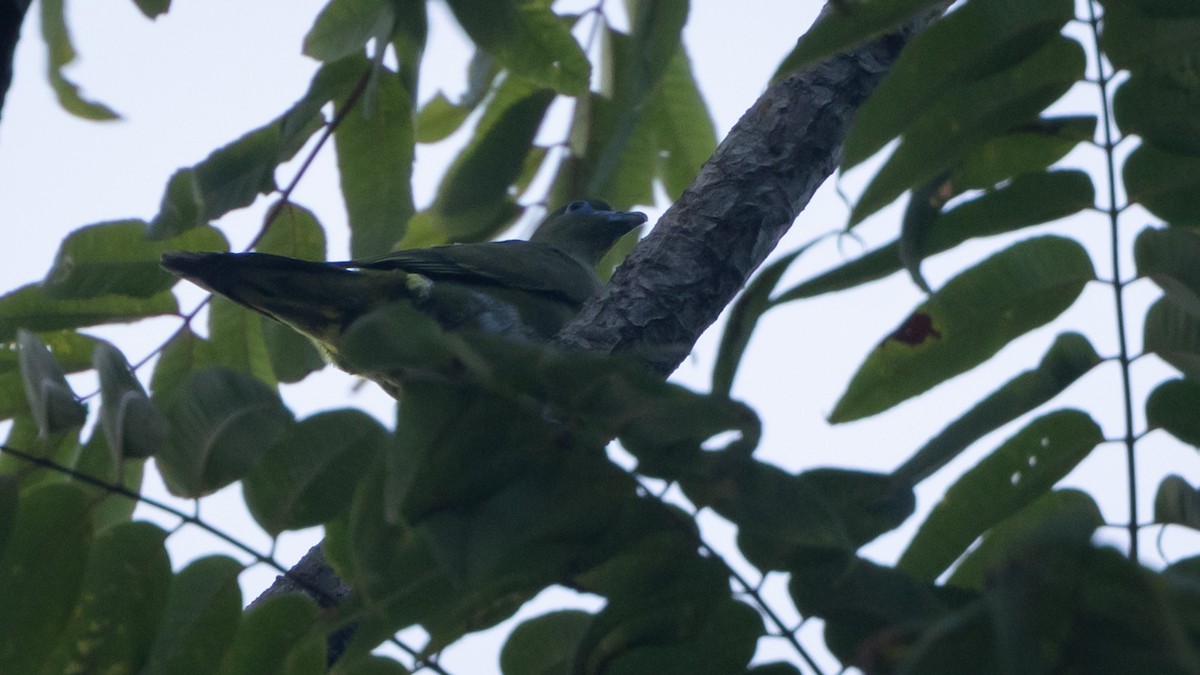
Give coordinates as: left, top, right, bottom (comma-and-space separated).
554, 7, 945, 374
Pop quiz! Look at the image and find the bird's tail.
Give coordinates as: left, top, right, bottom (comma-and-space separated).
161, 251, 420, 348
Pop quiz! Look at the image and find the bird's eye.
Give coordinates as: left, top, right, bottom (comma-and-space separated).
565, 200, 589, 213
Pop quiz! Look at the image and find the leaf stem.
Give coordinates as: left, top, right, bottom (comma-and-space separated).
1086, 0, 1139, 561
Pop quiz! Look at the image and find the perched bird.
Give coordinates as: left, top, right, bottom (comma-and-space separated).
161, 200, 647, 363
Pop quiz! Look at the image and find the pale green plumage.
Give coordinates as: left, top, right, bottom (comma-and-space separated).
161, 200, 647, 358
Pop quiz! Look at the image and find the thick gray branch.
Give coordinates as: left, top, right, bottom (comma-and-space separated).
555, 9, 943, 374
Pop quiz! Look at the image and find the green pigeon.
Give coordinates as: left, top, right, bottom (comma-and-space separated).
161, 200, 647, 363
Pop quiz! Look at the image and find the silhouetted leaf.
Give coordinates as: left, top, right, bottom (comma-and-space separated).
1136, 226, 1200, 315
1145, 296, 1200, 378
898, 410, 1103, 581
1147, 377, 1200, 448
39, 0, 119, 120
843, 0, 1073, 169
38, 522, 170, 674
17, 329, 86, 435
217, 593, 324, 675
779, 170, 1095, 301
500, 611, 593, 675
158, 367, 292, 497
850, 36, 1085, 226
0, 284, 177, 342
244, 409, 387, 535
896, 332, 1100, 484
304, 0, 398, 62
44, 220, 227, 299
95, 341, 167, 459
335, 62, 417, 257
443, 0, 589, 94
831, 236, 1094, 422
1124, 142, 1200, 225
0, 483, 91, 674
142, 556, 243, 675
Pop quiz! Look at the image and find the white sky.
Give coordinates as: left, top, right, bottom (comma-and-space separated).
1, 1, 1197, 672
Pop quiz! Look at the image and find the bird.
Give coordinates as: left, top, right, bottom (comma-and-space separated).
161, 200, 647, 368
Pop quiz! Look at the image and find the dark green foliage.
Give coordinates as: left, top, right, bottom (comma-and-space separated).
3, 1, 1200, 673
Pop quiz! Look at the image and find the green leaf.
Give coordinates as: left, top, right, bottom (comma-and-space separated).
1100, 0, 1200, 73
583, 0, 689, 202
830, 236, 1095, 422
44, 220, 228, 299
0, 284, 177, 342
1136, 226, 1200, 315
500, 610, 593, 675
94, 342, 167, 460
158, 367, 292, 497
577, 597, 761, 674
217, 593, 323, 675
17, 329, 86, 435
132, 0, 170, 19
778, 170, 1096, 301
953, 115, 1097, 190
0, 331, 98, 422
261, 318, 326, 384
244, 409, 387, 535
202, 296, 277, 387
1146, 378, 1200, 448
415, 50, 498, 143
948, 488, 1102, 591
443, 0, 589, 94
1124, 142, 1200, 225
683, 456, 914, 570
895, 332, 1101, 485
1155, 474, 1200, 530
0, 476, 15, 552
0, 483, 91, 674
1114, 74, 1200, 157
142, 556, 243, 675
1144, 296, 1200, 378
849, 36, 1086, 226
149, 327, 217, 412
148, 124, 284, 238
303, 0, 398, 62
329, 655, 411, 675
899, 172, 954, 292
771, 0, 946, 81
418, 83, 555, 244
334, 63, 417, 257
38, 522, 171, 675
147, 62, 350, 239
255, 202, 327, 261
0, 415, 81, 486
553, 28, 657, 209
711, 242, 820, 398
655, 47, 717, 200
786, 551, 949, 663
39, 0, 120, 120
897, 409, 1103, 581
71, 431, 145, 530
842, 0, 1075, 170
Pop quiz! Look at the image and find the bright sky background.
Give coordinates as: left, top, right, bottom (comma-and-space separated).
2, 1, 1198, 672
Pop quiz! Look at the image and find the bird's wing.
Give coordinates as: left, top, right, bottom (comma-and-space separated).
343, 241, 601, 303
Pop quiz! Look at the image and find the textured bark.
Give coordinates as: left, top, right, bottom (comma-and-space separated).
256, 4, 946, 665
554, 8, 944, 373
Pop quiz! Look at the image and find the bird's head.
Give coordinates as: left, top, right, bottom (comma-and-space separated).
529, 200, 648, 267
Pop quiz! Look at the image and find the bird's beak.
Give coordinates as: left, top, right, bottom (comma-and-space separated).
605, 210, 649, 231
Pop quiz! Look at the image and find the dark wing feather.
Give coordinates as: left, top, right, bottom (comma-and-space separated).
341, 241, 600, 303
